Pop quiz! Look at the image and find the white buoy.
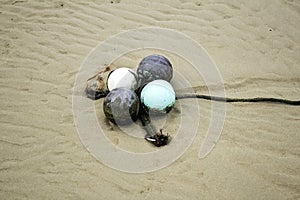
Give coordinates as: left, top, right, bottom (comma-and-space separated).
107, 67, 137, 91
140, 79, 176, 113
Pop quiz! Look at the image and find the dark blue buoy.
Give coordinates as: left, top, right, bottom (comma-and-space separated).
103, 88, 139, 125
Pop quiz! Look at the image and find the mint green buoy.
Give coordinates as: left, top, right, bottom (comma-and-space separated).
140, 79, 176, 113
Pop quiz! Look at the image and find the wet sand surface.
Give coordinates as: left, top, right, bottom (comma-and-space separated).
0, 0, 299, 199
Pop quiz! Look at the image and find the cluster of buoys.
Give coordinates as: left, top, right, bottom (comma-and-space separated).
103, 54, 175, 125
86, 54, 175, 146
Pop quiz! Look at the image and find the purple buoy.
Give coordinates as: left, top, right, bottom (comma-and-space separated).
137, 54, 173, 88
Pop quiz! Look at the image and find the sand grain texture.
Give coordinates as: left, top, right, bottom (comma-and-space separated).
0, 0, 300, 199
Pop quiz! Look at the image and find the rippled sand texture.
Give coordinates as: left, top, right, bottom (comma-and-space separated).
1, 0, 300, 199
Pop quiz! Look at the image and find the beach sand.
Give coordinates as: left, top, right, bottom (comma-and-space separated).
1, 0, 299, 199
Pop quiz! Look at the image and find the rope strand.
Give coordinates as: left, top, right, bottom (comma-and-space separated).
176, 94, 300, 106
